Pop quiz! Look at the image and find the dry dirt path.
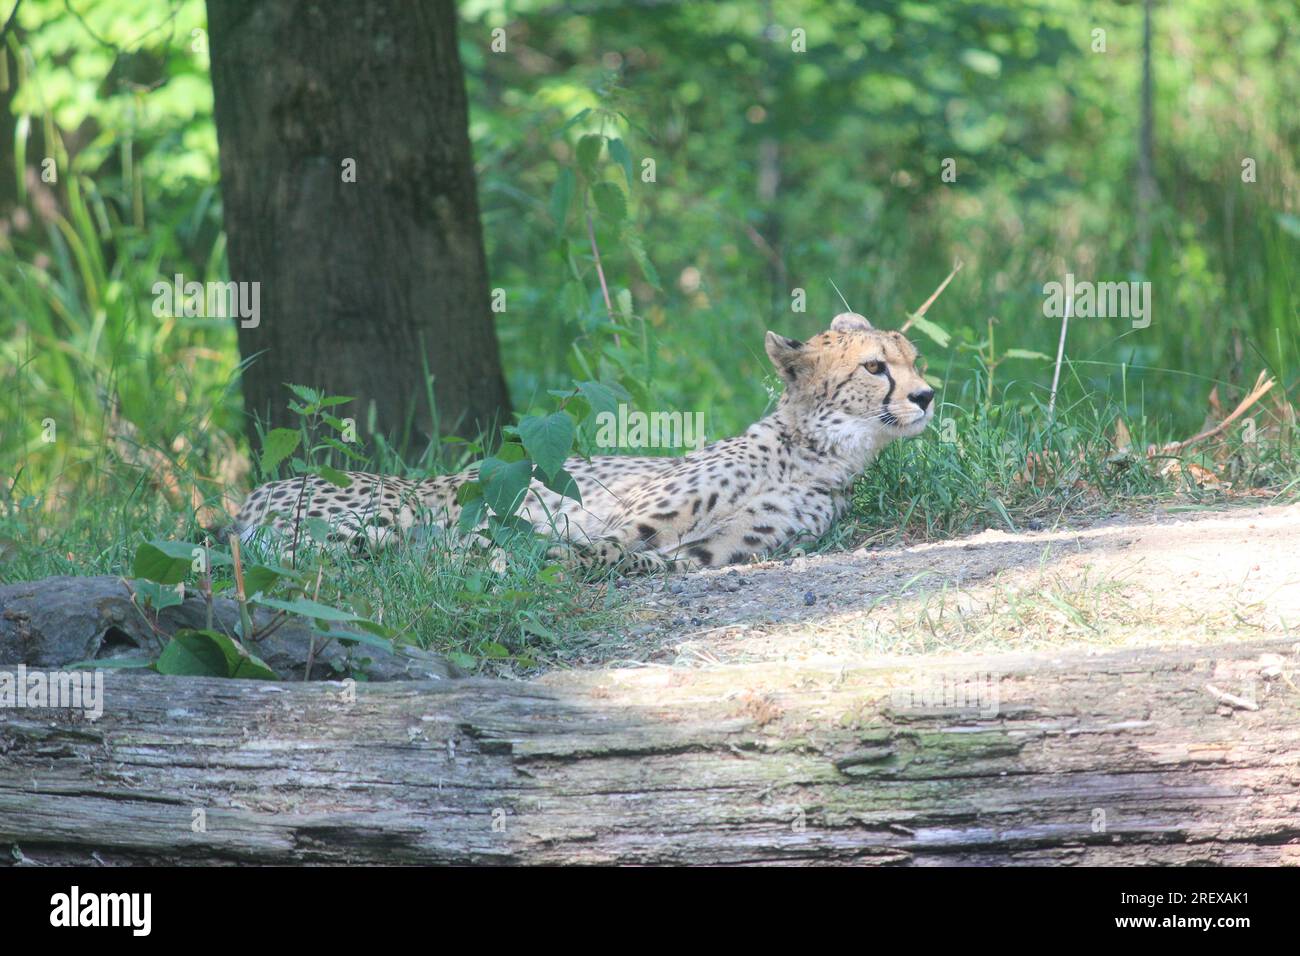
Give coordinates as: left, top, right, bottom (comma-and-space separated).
554, 502, 1300, 671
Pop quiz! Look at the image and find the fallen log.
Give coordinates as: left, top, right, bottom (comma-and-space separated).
2, 635, 1298, 865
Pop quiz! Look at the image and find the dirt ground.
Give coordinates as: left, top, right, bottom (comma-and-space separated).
551, 502, 1300, 672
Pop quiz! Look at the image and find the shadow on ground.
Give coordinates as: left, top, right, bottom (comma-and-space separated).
555, 502, 1300, 669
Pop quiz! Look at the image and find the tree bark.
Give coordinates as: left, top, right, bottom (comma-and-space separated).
205, 0, 510, 446
1134, 0, 1159, 271
3, 637, 1297, 865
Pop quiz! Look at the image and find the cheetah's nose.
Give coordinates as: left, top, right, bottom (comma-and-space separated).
909, 388, 934, 411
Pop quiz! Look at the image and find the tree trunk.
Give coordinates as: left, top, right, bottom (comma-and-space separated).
1134, 0, 1159, 271
3, 637, 1296, 865
205, 0, 510, 447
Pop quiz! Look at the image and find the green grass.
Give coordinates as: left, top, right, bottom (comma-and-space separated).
5, 370, 1297, 676
3, 185, 1296, 675
4, 26, 1298, 675
845, 369, 1300, 547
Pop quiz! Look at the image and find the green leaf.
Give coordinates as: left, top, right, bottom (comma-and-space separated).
287, 384, 322, 406
537, 465, 581, 503
253, 596, 362, 622
353, 617, 395, 638
555, 108, 592, 134
576, 380, 622, 421
458, 496, 487, 534
518, 413, 575, 480
1001, 348, 1051, 361
303, 516, 333, 544
319, 436, 365, 461
156, 629, 277, 680
134, 579, 184, 611
592, 181, 627, 225
608, 137, 634, 185
550, 168, 575, 231
576, 134, 604, 177
242, 562, 300, 597
260, 428, 301, 474
520, 613, 557, 640
229, 649, 279, 680
624, 234, 661, 290
905, 314, 951, 348
481, 641, 511, 659
447, 651, 479, 671
307, 464, 353, 488
313, 627, 395, 654
480, 457, 536, 517
132, 540, 203, 584
488, 513, 536, 544
496, 440, 527, 463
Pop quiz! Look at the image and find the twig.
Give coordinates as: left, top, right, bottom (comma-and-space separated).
1205, 683, 1258, 712
1151, 371, 1276, 456
900, 258, 964, 332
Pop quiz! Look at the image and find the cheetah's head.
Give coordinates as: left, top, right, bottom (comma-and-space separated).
765, 312, 935, 456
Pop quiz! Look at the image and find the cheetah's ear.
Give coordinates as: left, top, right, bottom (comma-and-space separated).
830, 312, 873, 332
765, 331, 808, 384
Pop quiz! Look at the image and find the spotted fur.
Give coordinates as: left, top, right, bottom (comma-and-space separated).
230, 313, 934, 574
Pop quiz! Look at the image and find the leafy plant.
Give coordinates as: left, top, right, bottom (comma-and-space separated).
89, 533, 397, 680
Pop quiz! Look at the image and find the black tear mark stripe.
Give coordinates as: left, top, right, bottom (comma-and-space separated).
881, 365, 896, 407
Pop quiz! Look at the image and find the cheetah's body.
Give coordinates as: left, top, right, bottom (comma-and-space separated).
231, 313, 934, 573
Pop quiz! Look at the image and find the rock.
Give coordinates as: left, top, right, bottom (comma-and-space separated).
0, 575, 461, 682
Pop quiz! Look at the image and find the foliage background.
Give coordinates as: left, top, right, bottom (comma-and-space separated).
2, 0, 1297, 517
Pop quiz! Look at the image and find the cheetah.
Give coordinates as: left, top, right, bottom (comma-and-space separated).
229, 312, 935, 574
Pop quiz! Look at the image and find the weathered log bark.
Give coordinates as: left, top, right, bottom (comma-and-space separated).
2, 636, 1297, 865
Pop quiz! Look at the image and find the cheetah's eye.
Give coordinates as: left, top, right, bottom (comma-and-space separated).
862, 360, 885, 375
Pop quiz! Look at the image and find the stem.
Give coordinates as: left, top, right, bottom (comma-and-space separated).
201, 536, 213, 632
228, 533, 254, 645
303, 567, 325, 680
288, 473, 309, 568
121, 577, 170, 651
1048, 293, 1073, 421
900, 259, 964, 332
584, 190, 621, 348
986, 316, 996, 405
249, 610, 287, 644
